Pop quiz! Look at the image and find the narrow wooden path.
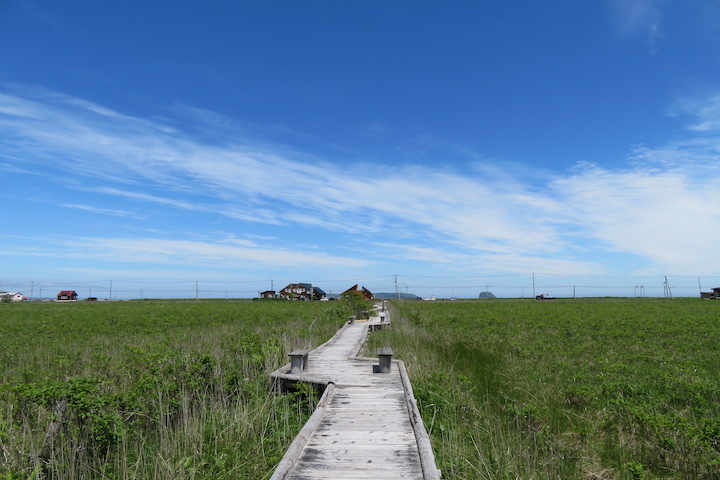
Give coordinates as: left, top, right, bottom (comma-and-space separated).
269, 305, 440, 480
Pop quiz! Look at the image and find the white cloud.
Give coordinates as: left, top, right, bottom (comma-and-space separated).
611, 0, 664, 49
670, 93, 720, 133
372, 242, 602, 276
61, 203, 145, 219
1, 87, 567, 253
4, 85, 720, 276
28, 236, 372, 270
552, 164, 720, 273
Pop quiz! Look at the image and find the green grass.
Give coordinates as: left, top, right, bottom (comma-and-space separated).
3, 298, 718, 479
367, 298, 720, 479
0, 299, 357, 479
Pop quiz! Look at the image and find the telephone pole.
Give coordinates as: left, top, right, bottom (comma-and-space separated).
532, 273, 536, 299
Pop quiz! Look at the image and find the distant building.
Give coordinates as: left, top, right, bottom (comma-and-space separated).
279, 283, 326, 301
342, 284, 374, 300
700, 287, 720, 299
0, 291, 26, 302
57, 290, 78, 301
260, 290, 276, 299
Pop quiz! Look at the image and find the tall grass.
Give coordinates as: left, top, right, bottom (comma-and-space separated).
0, 300, 348, 479
5, 298, 717, 479
366, 299, 720, 480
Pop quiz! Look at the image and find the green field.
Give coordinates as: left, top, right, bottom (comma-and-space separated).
369, 299, 720, 479
1, 298, 718, 479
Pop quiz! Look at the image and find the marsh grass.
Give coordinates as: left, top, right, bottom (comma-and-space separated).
0, 300, 346, 479
366, 299, 720, 479
4, 298, 717, 479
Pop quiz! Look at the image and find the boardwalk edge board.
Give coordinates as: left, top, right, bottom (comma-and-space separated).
269, 383, 337, 480
398, 359, 441, 480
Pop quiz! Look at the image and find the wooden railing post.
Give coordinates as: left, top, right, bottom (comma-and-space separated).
377, 347, 393, 373
288, 349, 310, 374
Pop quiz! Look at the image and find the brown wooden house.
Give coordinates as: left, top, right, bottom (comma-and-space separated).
342, 284, 374, 300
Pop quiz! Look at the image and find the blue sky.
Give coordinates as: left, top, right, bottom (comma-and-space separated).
2, 0, 720, 298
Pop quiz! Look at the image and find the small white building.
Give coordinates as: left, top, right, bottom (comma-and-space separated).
0, 291, 26, 302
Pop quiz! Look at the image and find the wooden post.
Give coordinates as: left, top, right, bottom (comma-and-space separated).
289, 349, 310, 374
377, 347, 393, 373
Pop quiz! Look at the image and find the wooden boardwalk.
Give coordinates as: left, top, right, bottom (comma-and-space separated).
269, 306, 440, 480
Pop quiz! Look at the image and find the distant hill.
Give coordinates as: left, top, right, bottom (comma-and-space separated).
374, 292, 420, 300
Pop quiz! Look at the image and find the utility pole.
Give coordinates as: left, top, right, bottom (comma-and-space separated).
195, 281, 199, 301
394, 274, 399, 301
532, 273, 536, 299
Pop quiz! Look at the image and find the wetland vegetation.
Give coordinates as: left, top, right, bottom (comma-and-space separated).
369, 298, 720, 479
1, 297, 718, 479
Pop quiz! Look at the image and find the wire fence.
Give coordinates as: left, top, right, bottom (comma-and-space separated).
2, 274, 720, 301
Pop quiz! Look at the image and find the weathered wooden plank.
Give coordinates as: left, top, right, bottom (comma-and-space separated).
294, 461, 423, 472
301, 452, 418, 464
308, 431, 416, 441
290, 471, 421, 480
293, 462, 423, 474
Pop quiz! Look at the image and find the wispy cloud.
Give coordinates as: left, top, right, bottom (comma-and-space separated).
552, 162, 720, 274
2, 234, 370, 270
3, 84, 720, 275
64, 237, 371, 269
61, 203, 145, 219
611, 0, 664, 50
670, 93, 720, 133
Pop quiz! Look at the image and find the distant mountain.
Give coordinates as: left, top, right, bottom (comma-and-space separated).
374, 292, 420, 300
